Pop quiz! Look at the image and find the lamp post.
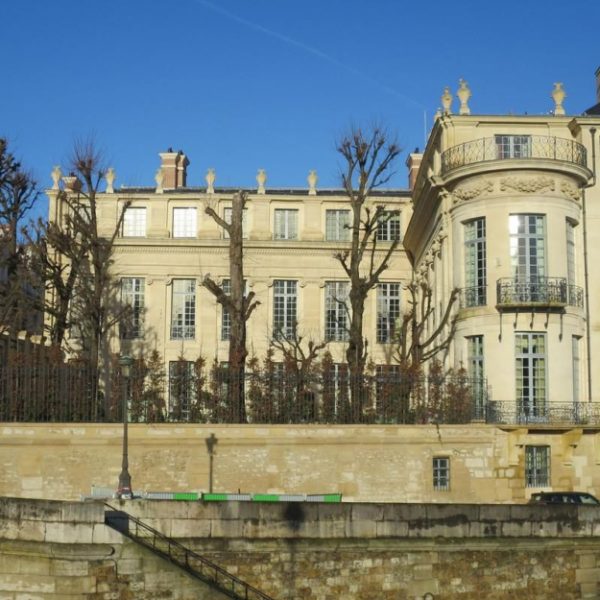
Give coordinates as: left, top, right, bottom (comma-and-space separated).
117, 355, 134, 499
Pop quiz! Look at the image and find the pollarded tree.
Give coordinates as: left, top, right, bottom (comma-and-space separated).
0, 138, 40, 332
203, 191, 259, 422
335, 126, 401, 419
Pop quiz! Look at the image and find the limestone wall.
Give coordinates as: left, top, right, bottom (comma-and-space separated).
2, 497, 600, 599
1, 423, 599, 503
0, 497, 229, 599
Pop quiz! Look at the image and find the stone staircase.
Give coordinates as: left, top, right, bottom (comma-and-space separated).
104, 504, 275, 600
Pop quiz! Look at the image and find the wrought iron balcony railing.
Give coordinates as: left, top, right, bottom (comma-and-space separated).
486, 401, 600, 426
496, 277, 583, 309
441, 136, 587, 176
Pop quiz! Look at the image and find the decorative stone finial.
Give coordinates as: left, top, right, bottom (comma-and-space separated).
551, 82, 566, 116
155, 168, 164, 193
441, 87, 453, 114
457, 79, 471, 115
51, 166, 62, 190
62, 174, 81, 192
105, 167, 115, 193
307, 170, 318, 195
205, 168, 216, 194
256, 169, 267, 194
434, 107, 442, 121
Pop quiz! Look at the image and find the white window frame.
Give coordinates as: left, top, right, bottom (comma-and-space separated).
376, 211, 401, 242
120, 277, 145, 339
172, 207, 197, 238
433, 457, 450, 491
525, 445, 550, 487
509, 214, 546, 282
324, 281, 349, 342
495, 134, 531, 159
122, 207, 147, 237
466, 335, 485, 416
170, 279, 196, 340
515, 332, 547, 418
325, 209, 350, 241
273, 280, 297, 339
223, 206, 248, 239
376, 283, 401, 343
273, 208, 298, 240
464, 218, 486, 307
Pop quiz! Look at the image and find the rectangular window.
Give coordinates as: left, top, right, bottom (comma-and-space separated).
515, 333, 546, 418
377, 283, 401, 343
173, 207, 197, 238
509, 214, 546, 302
274, 209, 298, 240
467, 335, 485, 417
273, 280, 297, 339
376, 211, 401, 242
223, 207, 248, 239
325, 209, 350, 241
433, 457, 450, 491
566, 219, 576, 285
495, 134, 531, 159
325, 281, 349, 342
171, 279, 196, 339
120, 278, 145, 339
220, 279, 247, 341
525, 445, 550, 487
122, 207, 147, 237
572, 336, 581, 405
464, 218, 486, 306
169, 360, 195, 420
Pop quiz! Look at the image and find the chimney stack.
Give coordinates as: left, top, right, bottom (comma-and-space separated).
159, 148, 189, 189
406, 150, 423, 191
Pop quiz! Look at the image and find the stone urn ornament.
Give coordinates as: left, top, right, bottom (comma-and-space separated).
205, 168, 216, 194
256, 169, 267, 194
51, 165, 62, 190
155, 168, 164, 193
441, 87, 453, 114
457, 79, 471, 115
307, 170, 318, 195
551, 82, 566, 116
105, 167, 116, 193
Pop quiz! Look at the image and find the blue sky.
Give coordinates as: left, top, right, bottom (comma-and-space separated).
3, 0, 599, 220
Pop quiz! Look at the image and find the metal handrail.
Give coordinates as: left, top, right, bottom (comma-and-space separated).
105, 505, 275, 600
441, 135, 587, 175
485, 401, 600, 426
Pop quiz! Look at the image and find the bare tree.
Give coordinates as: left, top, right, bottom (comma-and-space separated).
271, 331, 327, 422
0, 138, 40, 332
395, 281, 459, 372
203, 191, 259, 422
335, 126, 401, 418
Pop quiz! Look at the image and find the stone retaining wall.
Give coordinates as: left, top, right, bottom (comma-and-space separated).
1, 497, 600, 599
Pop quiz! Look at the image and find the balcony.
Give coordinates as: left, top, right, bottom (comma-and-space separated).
441, 136, 587, 177
486, 401, 600, 426
496, 277, 583, 310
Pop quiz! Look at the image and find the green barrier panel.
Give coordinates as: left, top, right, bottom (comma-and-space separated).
252, 494, 280, 502
174, 492, 199, 501
323, 494, 342, 503
203, 493, 229, 501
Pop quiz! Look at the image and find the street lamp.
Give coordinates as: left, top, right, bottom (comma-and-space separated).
116, 355, 134, 499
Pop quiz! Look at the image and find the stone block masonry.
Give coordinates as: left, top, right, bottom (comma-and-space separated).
2, 497, 600, 599
1, 423, 599, 504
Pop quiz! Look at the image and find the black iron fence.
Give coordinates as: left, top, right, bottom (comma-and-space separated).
2, 364, 597, 426
441, 135, 587, 175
